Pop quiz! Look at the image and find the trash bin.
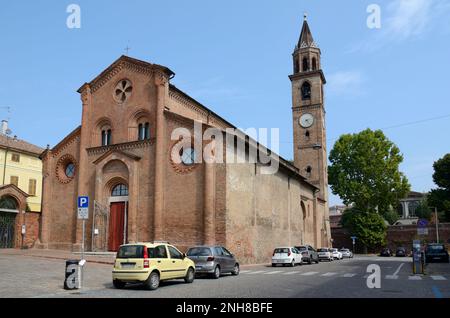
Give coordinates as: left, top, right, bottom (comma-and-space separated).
64, 260, 82, 290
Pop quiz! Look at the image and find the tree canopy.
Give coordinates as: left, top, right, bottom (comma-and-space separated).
341, 208, 387, 250
328, 129, 410, 216
428, 154, 450, 221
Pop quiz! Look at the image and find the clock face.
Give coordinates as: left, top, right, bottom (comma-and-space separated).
299, 113, 314, 128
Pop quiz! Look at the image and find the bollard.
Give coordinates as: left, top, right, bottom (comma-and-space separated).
64, 260, 81, 290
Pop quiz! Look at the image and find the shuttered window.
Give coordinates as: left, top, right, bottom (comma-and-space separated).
28, 179, 37, 196
10, 176, 19, 187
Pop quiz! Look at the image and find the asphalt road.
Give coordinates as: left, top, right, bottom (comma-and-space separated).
0, 253, 448, 298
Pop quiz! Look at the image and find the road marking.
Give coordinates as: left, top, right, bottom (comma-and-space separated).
240, 270, 252, 274
385, 263, 405, 280
385, 275, 399, 280
300, 271, 319, 276
247, 270, 267, 274
283, 271, 299, 275
342, 273, 357, 278
321, 272, 337, 277
408, 275, 422, 280
432, 286, 443, 299
265, 271, 283, 275
431, 276, 447, 281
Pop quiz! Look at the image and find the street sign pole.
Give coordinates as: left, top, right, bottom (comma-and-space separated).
77, 196, 89, 290
435, 207, 439, 243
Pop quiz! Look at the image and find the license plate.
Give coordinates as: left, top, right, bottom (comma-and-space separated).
195, 266, 202, 269
121, 263, 135, 269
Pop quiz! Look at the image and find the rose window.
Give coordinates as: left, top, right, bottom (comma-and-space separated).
114, 79, 133, 103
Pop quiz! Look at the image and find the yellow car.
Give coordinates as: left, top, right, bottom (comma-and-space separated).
112, 242, 195, 290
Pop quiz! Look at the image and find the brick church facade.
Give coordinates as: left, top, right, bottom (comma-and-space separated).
37, 18, 331, 264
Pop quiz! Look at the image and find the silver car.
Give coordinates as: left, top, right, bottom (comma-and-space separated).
187, 246, 240, 279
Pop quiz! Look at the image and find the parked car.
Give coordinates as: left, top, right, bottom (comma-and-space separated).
380, 248, 392, 257
186, 246, 240, 279
317, 248, 333, 262
425, 243, 450, 263
330, 248, 343, 260
395, 247, 407, 257
272, 247, 302, 267
339, 248, 353, 258
112, 242, 195, 290
295, 245, 319, 264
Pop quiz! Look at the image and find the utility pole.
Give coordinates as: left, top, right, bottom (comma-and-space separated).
435, 207, 439, 243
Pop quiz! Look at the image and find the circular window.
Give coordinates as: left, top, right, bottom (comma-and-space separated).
180, 148, 197, 166
56, 154, 77, 184
170, 141, 199, 174
114, 79, 133, 103
65, 163, 75, 178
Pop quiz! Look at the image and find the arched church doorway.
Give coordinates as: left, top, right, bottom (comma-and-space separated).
0, 195, 19, 248
108, 184, 129, 252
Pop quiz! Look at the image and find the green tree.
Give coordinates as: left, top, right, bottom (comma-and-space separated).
383, 208, 400, 225
428, 154, 450, 221
328, 129, 410, 217
414, 199, 432, 221
341, 208, 387, 251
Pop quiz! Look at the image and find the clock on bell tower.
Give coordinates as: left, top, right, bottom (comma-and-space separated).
290, 15, 328, 202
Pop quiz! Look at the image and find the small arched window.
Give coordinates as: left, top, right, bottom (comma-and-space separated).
294, 58, 299, 73
101, 128, 112, 146
138, 122, 150, 141
111, 184, 128, 197
306, 166, 312, 178
312, 58, 317, 71
301, 82, 312, 100
302, 58, 309, 72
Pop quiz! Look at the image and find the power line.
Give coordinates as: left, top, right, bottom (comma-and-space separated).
279, 113, 450, 144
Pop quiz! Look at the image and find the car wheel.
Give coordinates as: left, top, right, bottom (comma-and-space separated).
184, 267, 195, 283
212, 266, 221, 279
232, 264, 240, 276
113, 280, 126, 289
145, 271, 160, 290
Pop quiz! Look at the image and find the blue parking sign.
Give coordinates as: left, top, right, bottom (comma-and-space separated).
78, 196, 89, 208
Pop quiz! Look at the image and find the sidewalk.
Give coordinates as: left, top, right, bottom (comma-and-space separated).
0, 248, 269, 268
0, 248, 116, 265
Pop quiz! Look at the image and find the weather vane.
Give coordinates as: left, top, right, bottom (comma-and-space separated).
304, 12, 308, 21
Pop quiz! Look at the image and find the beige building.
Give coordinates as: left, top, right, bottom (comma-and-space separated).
0, 120, 44, 248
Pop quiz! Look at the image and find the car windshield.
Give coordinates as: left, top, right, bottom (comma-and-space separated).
426, 245, 444, 252
340, 249, 349, 252
274, 248, 290, 254
318, 248, 328, 252
330, 249, 337, 252
187, 247, 212, 256
296, 246, 307, 251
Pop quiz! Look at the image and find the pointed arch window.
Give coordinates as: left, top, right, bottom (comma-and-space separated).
312, 58, 317, 71
301, 82, 312, 100
302, 58, 309, 72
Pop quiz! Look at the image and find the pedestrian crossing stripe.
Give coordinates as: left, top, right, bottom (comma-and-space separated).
240, 270, 251, 274
283, 271, 299, 275
431, 275, 447, 281
321, 272, 337, 277
247, 270, 266, 274
265, 271, 283, 275
408, 276, 422, 280
301, 272, 319, 276
342, 273, 357, 277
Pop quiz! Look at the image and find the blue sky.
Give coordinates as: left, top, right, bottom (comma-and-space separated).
1, 0, 450, 205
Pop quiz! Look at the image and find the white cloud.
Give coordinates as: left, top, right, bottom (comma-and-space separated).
350, 0, 450, 52
326, 71, 364, 97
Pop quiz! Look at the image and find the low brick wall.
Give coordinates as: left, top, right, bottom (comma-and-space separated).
331, 223, 450, 253
387, 223, 450, 250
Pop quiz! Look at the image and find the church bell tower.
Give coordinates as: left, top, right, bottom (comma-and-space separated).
290, 15, 328, 202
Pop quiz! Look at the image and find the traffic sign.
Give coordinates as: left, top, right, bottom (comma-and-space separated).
77, 196, 89, 220
417, 219, 428, 228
